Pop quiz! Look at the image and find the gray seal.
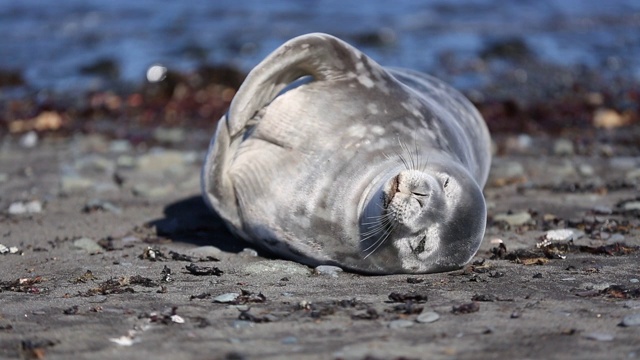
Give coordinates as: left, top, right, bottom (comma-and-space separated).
202, 33, 491, 274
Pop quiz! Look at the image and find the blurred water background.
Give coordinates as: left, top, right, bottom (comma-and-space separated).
1, 0, 639, 94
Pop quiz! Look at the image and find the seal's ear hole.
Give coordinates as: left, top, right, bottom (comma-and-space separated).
276, 75, 314, 97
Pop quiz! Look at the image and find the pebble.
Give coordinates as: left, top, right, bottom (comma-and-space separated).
85, 199, 122, 215
231, 320, 254, 329
416, 311, 440, 324
188, 246, 222, 259
582, 332, 614, 341
213, 293, 240, 303
243, 260, 311, 276
116, 155, 136, 168
153, 127, 186, 144
544, 228, 584, 242
388, 319, 414, 329
624, 301, 640, 309
315, 265, 343, 277
630, 279, 639, 284
8, 200, 43, 215
626, 168, 640, 180
60, 175, 94, 193
109, 140, 132, 153
577, 164, 594, 177
620, 313, 640, 327
19, 131, 38, 148
553, 139, 574, 156
489, 160, 525, 185
622, 202, 640, 211
132, 183, 175, 198
494, 211, 531, 226
136, 150, 188, 173
72, 237, 103, 253
0, 172, 7, 183
281, 336, 298, 345
240, 248, 258, 257
0, 244, 20, 254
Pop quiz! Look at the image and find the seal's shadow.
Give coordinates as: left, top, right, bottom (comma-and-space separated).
147, 196, 251, 254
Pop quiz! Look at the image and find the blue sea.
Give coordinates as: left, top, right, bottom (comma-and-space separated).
1, 0, 639, 92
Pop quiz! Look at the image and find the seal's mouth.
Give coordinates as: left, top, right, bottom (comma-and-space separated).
384, 174, 400, 207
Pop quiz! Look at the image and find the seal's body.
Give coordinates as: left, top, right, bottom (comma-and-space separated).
202, 33, 491, 274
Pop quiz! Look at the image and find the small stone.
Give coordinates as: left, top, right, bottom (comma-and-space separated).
630, 279, 639, 284
544, 229, 584, 242
109, 140, 132, 153
315, 265, 343, 277
624, 301, 640, 309
0, 244, 8, 254
621, 313, 640, 327
19, 131, 38, 148
189, 246, 222, 259
553, 139, 574, 156
489, 160, 526, 186
592, 206, 612, 215
170, 315, 185, 324
61, 175, 94, 193
84, 199, 122, 215
231, 320, 254, 329
136, 150, 188, 173
213, 293, 240, 303
577, 164, 594, 177
72, 237, 103, 253
388, 319, 414, 329
494, 211, 531, 226
626, 168, 640, 180
240, 248, 258, 257
622, 202, 640, 211
593, 108, 627, 128
153, 127, 186, 144
281, 336, 298, 345
0, 173, 7, 183
243, 260, 311, 276
8, 200, 42, 215
116, 155, 136, 168
132, 184, 175, 198
416, 311, 440, 323
582, 332, 614, 341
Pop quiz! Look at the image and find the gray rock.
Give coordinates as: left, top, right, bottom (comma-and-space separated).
240, 248, 258, 257
630, 279, 639, 284
136, 150, 188, 174
132, 183, 175, 198
109, 140, 132, 153
72, 237, 103, 253
213, 293, 240, 303
489, 160, 525, 184
553, 139, 574, 156
281, 336, 298, 345
494, 211, 531, 226
620, 313, 640, 327
8, 200, 42, 215
624, 301, 640, 309
153, 127, 186, 144
626, 168, 640, 180
577, 164, 594, 177
0, 172, 7, 183
243, 260, 311, 276
416, 311, 440, 323
20, 131, 38, 148
388, 319, 414, 329
582, 332, 614, 341
544, 229, 584, 242
61, 175, 94, 193
188, 246, 222, 259
85, 199, 122, 215
623, 201, 640, 211
315, 265, 343, 277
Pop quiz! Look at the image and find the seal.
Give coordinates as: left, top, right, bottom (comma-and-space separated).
202, 33, 491, 274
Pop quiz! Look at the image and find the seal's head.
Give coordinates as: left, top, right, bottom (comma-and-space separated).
359, 153, 486, 274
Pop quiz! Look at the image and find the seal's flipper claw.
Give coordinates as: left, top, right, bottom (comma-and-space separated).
228, 33, 369, 138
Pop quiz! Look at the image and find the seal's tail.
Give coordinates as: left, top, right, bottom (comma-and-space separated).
227, 33, 364, 138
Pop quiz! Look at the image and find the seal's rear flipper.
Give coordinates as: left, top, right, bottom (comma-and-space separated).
227, 33, 373, 138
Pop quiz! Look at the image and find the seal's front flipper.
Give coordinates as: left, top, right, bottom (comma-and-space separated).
227, 33, 380, 139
